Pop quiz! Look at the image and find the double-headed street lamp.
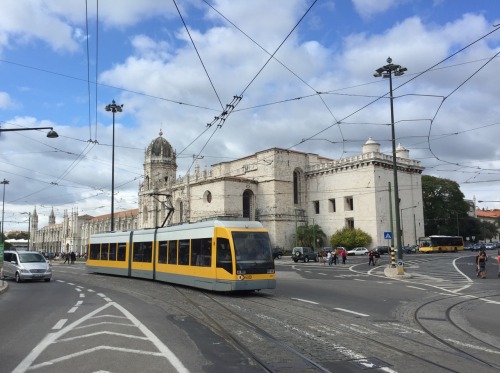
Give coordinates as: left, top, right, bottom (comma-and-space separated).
105, 100, 123, 232
374, 57, 407, 261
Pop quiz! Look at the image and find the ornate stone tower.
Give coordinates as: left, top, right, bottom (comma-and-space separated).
48, 207, 56, 225
139, 130, 177, 228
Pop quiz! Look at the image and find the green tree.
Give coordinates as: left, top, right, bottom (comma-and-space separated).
296, 223, 326, 248
330, 227, 372, 249
422, 175, 469, 236
7, 232, 29, 240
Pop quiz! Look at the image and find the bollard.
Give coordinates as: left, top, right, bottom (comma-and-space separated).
391, 247, 396, 268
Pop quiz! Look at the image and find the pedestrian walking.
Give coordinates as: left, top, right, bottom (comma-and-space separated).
374, 250, 381, 265
477, 251, 487, 279
368, 250, 375, 266
333, 249, 338, 265
327, 251, 333, 266
70, 251, 76, 264
63, 252, 70, 264
341, 249, 347, 265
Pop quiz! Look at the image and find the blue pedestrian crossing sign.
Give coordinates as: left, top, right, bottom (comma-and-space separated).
384, 231, 392, 240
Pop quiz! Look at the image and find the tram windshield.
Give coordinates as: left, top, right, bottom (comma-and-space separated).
232, 231, 274, 273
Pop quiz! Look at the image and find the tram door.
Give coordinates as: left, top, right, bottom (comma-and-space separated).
215, 236, 234, 280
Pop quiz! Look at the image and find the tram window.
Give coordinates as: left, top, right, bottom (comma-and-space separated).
133, 241, 153, 263
178, 239, 190, 265
109, 243, 117, 261
167, 240, 177, 264
100, 243, 109, 260
90, 243, 100, 260
117, 243, 126, 261
191, 238, 212, 267
216, 238, 233, 274
158, 241, 167, 264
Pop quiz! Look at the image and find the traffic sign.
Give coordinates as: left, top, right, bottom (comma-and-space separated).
384, 231, 392, 240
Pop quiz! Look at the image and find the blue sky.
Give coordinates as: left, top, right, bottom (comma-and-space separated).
0, 0, 499, 232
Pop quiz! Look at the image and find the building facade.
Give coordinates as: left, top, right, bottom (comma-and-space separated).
30, 132, 426, 253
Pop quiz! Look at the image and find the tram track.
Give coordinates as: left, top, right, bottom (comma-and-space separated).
209, 289, 500, 373
413, 290, 500, 370
80, 272, 500, 372
172, 286, 333, 372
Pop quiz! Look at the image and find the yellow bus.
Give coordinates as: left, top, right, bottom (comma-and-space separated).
87, 219, 276, 292
418, 235, 464, 253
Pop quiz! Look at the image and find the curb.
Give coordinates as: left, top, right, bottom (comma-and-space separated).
0, 280, 8, 295
384, 266, 413, 279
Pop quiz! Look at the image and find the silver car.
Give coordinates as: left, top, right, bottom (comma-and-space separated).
3, 250, 52, 283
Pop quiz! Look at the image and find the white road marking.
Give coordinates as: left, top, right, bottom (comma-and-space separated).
68, 307, 78, 313
80, 293, 85, 298
52, 320, 67, 330
12, 302, 189, 373
334, 308, 369, 317
446, 339, 500, 354
291, 297, 319, 305
406, 286, 426, 290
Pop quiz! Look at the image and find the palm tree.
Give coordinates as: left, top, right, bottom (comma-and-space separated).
296, 223, 326, 248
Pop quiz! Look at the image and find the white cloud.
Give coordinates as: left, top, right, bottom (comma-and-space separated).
351, 0, 400, 19
0, 92, 13, 108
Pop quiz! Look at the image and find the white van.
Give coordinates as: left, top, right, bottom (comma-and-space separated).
3, 250, 52, 283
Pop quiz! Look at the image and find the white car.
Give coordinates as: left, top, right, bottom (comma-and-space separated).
347, 247, 368, 256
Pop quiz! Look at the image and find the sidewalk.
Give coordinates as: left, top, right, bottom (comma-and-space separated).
0, 276, 7, 295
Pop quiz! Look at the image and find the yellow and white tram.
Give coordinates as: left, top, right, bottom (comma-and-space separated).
86, 219, 276, 291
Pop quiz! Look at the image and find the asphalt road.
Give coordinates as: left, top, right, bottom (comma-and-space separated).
0, 253, 499, 373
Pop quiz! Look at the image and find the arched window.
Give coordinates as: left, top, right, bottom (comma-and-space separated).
242, 189, 254, 220
293, 169, 303, 205
204, 190, 212, 203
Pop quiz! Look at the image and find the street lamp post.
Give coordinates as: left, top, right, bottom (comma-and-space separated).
21, 212, 31, 250
1, 179, 9, 243
400, 205, 417, 247
374, 57, 407, 262
0, 127, 57, 245
0, 127, 58, 138
105, 100, 123, 232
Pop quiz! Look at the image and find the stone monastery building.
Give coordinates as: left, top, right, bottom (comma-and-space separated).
30, 131, 425, 254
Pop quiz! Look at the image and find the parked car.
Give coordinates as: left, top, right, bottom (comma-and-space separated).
272, 247, 284, 259
2, 250, 52, 283
347, 247, 368, 256
402, 245, 418, 254
291, 247, 318, 263
374, 246, 391, 255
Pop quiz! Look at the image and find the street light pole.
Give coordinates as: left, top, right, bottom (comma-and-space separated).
400, 205, 417, 247
105, 100, 123, 232
0, 127, 58, 138
21, 212, 31, 250
374, 57, 407, 262
1, 179, 9, 243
